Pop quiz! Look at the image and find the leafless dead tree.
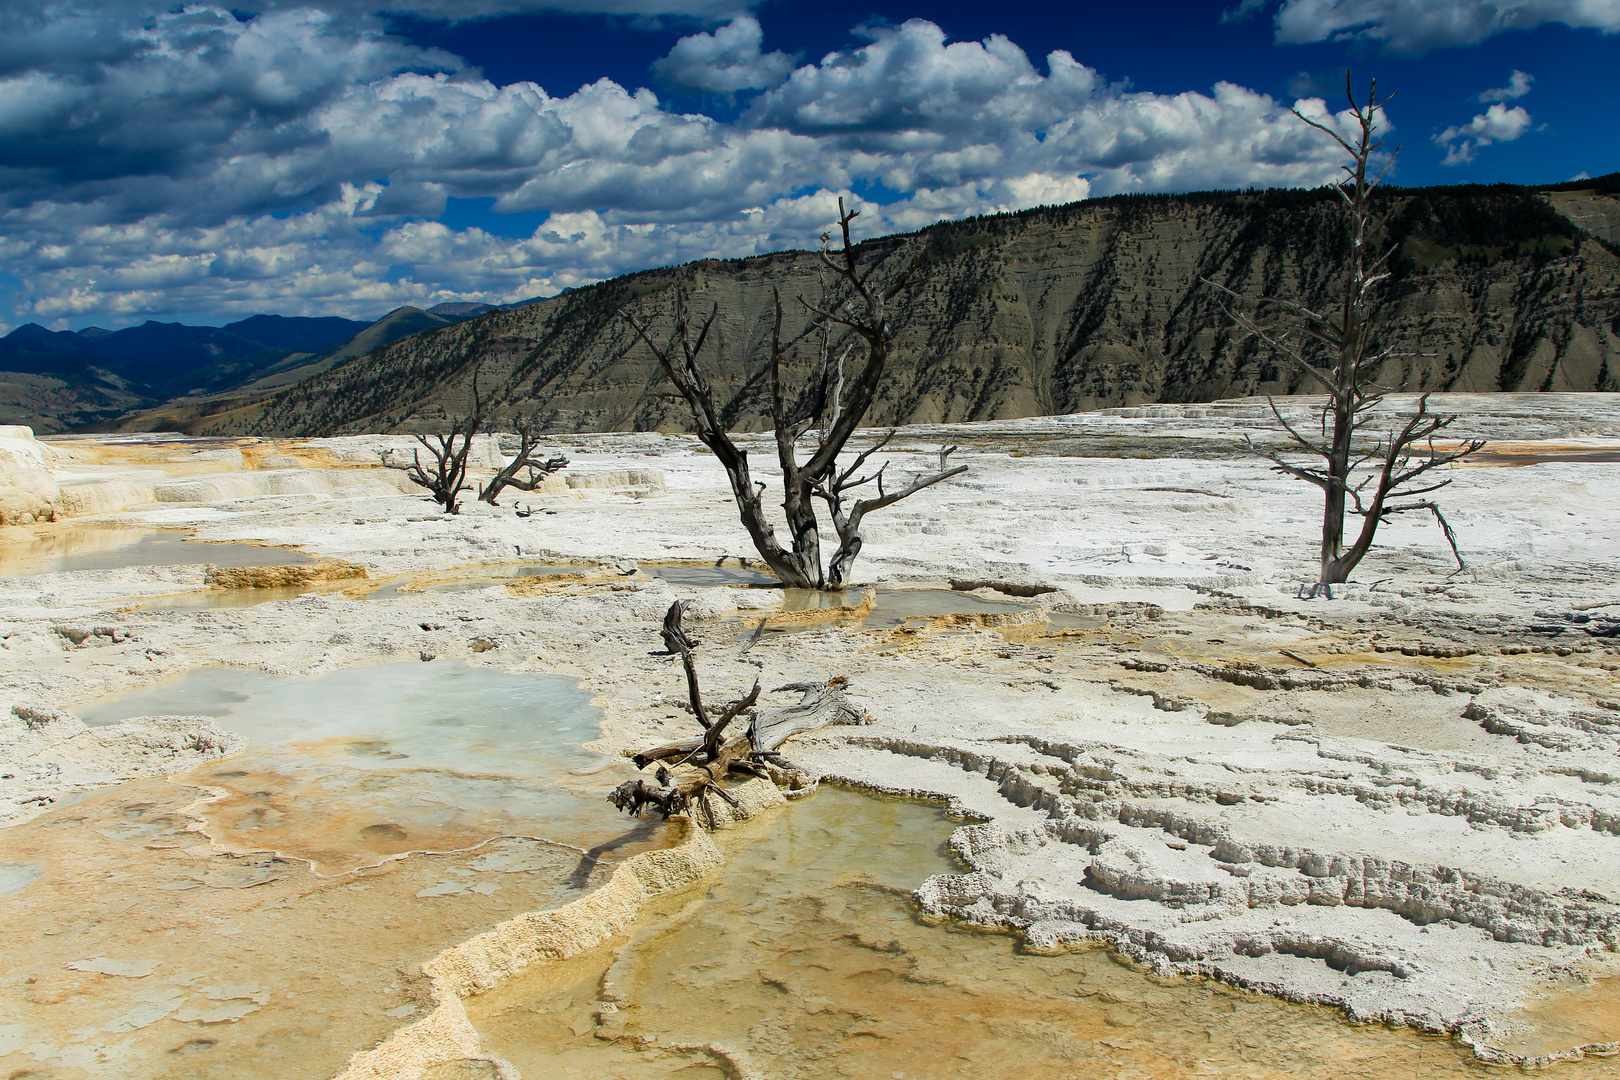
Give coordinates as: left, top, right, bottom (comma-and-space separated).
380, 369, 492, 515
479, 413, 568, 505
621, 199, 966, 590
607, 601, 860, 827
1203, 75, 1484, 591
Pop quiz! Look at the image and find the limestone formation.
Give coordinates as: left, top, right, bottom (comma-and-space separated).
0, 426, 60, 526
3, 399, 1620, 1075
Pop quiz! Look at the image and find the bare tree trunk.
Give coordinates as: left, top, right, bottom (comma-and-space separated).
621, 200, 964, 590
479, 414, 568, 505
1320, 396, 1353, 582
622, 296, 817, 586
1204, 75, 1484, 589
819, 440, 964, 587
380, 367, 490, 515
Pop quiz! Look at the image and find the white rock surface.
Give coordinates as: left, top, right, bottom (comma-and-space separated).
0, 426, 60, 526
2, 394, 1620, 1063
1, 701, 243, 824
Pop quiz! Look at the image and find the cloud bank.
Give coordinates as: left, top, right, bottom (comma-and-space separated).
2, 6, 1363, 328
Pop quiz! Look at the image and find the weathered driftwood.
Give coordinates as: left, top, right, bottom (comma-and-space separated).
628, 680, 862, 769
607, 765, 681, 817
610, 601, 863, 827
751, 677, 866, 748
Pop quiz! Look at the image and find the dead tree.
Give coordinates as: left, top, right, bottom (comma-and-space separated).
608, 601, 862, 827
621, 199, 966, 590
817, 439, 959, 586
1203, 75, 1483, 590
381, 369, 491, 515
479, 413, 568, 505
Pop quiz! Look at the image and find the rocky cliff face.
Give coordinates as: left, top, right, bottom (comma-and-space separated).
223, 178, 1620, 437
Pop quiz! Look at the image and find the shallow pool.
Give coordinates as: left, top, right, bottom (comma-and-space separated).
470, 785, 1616, 1080
647, 566, 1102, 631
130, 562, 607, 607
773, 587, 1105, 631
78, 662, 633, 875
0, 663, 669, 1080
0, 528, 314, 577
126, 585, 325, 610
647, 562, 779, 588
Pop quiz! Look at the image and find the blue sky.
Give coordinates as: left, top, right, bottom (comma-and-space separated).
1, 0, 1616, 330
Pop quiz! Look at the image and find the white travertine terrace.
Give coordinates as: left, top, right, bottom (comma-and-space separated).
2, 393, 1620, 1075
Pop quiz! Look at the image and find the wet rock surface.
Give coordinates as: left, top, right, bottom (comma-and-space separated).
473, 786, 1620, 1080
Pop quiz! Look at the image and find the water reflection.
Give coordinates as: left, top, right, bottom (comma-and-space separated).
0, 528, 313, 577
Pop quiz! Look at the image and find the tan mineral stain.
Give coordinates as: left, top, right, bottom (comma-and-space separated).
1490, 972, 1620, 1066
471, 787, 1620, 1080
1459, 441, 1620, 467
182, 749, 527, 876
0, 768, 673, 1080
201, 561, 367, 590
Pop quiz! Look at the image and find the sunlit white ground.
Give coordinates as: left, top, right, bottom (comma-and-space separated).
4, 394, 1620, 1073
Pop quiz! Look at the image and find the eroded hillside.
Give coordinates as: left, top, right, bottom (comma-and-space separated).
194, 179, 1620, 436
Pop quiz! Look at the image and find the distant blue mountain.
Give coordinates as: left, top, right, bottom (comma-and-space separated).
426, 301, 497, 317
426, 297, 552, 316
0, 301, 524, 431
0, 314, 371, 396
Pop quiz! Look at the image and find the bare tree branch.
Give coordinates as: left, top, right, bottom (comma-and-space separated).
620, 198, 963, 590
479, 411, 568, 505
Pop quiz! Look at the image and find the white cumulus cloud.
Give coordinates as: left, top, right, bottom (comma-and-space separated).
652, 16, 794, 95
0, 9, 1371, 328
1478, 69, 1534, 102
1273, 0, 1620, 54
1434, 102, 1533, 165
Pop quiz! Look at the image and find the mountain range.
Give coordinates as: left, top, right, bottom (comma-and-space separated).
9, 175, 1620, 437
0, 302, 503, 432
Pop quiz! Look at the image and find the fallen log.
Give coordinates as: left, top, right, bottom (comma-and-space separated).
630, 680, 864, 769
611, 601, 867, 827
752, 677, 867, 748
